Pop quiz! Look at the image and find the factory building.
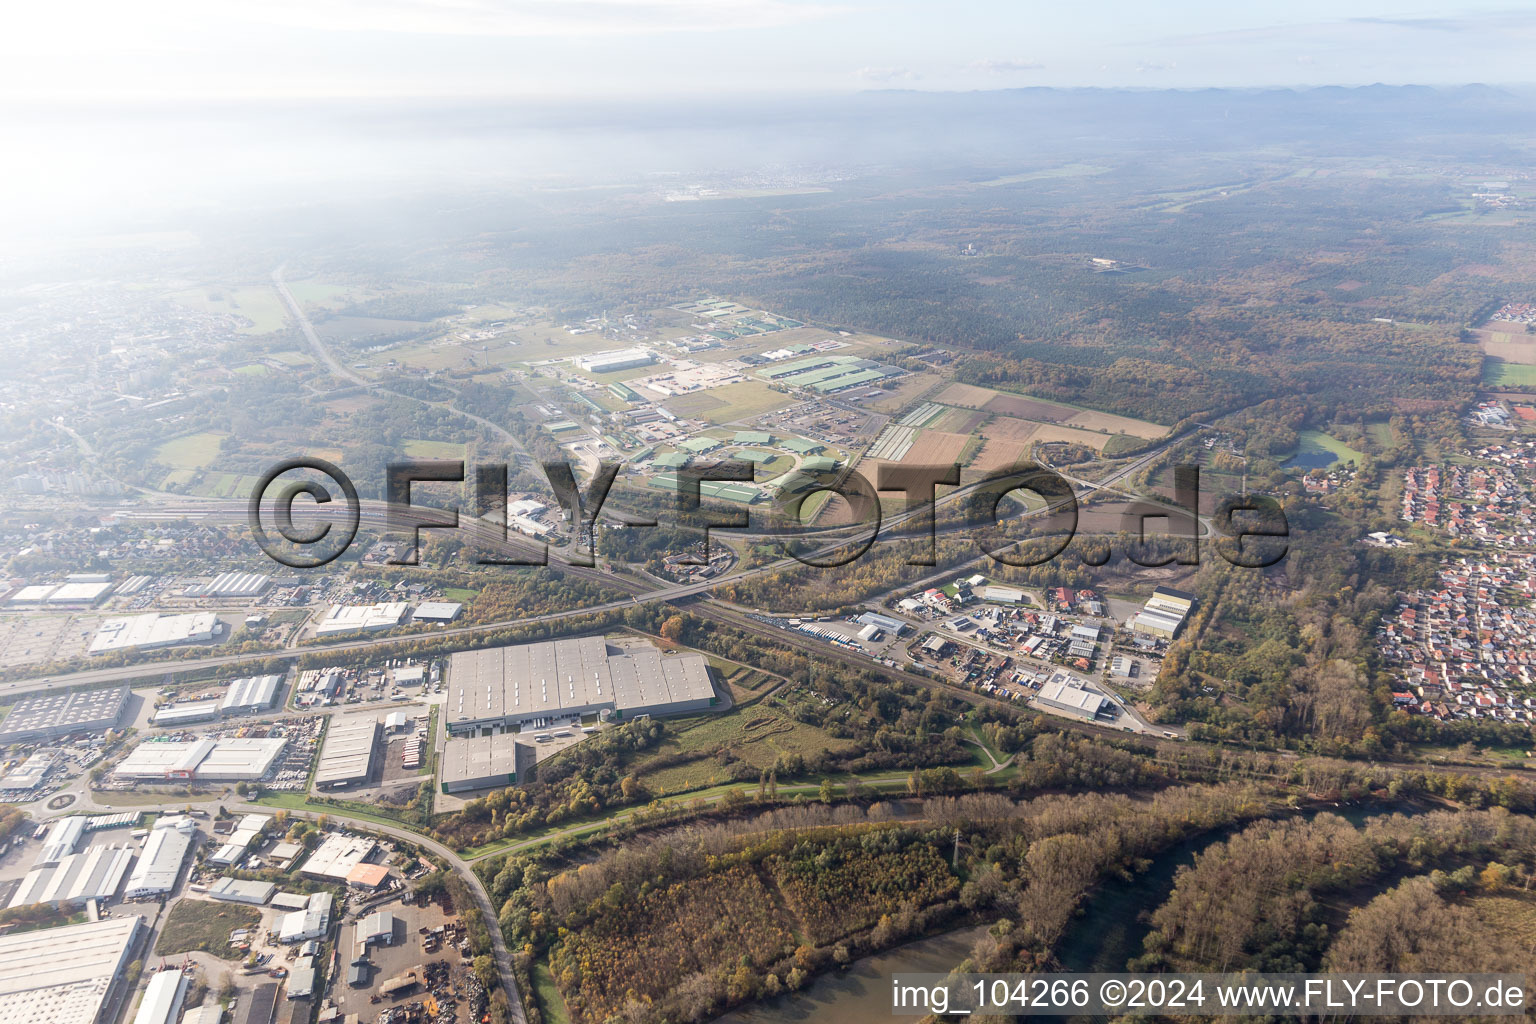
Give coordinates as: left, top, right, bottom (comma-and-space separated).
123, 823, 193, 899
0, 686, 130, 743
412, 602, 462, 623
37, 816, 89, 866
313, 714, 380, 789
357, 910, 398, 946
130, 967, 187, 1024
445, 637, 716, 737
854, 612, 909, 636
299, 835, 377, 882
1033, 672, 1118, 723
277, 892, 333, 942
0, 916, 143, 1024
8, 844, 135, 910
574, 347, 655, 374
209, 878, 276, 905
220, 674, 283, 716
1129, 586, 1196, 640
183, 572, 272, 599
440, 733, 526, 793
114, 738, 287, 782
314, 602, 409, 636
152, 701, 221, 727
0, 749, 57, 792
89, 613, 219, 655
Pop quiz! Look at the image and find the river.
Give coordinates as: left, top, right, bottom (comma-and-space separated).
716, 800, 1429, 1024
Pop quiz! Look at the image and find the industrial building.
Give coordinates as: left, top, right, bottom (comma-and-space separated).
209, 877, 276, 904
299, 835, 377, 882
357, 909, 398, 946
0, 749, 57, 792
0, 686, 130, 742
574, 347, 655, 374
277, 891, 333, 943
440, 733, 525, 793
131, 967, 187, 1024
286, 957, 317, 1000
854, 612, 909, 636
446, 637, 717, 737
1129, 586, 1196, 640
220, 674, 283, 715
412, 601, 462, 623
89, 613, 219, 655
0, 916, 143, 1024
1033, 672, 1118, 722
8, 844, 135, 910
123, 822, 193, 899
183, 572, 272, 599
37, 815, 89, 865
314, 602, 409, 636
152, 701, 221, 727
113, 738, 287, 782
313, 714, 381, 788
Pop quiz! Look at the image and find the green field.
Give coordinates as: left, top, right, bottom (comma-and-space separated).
156, 431, 226, 469
1484, 359, 1536, 387
155, 900, 262, 958
233, 363, 269, 377
631, 703, 855, 794
403, 439, 467, 459
171, 286, 289, 334
665, 380, 795, 423
1287, 429, 1366, 468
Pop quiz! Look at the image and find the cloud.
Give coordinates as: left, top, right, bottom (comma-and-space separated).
1135, 60, 1177, 73
1348, 15, 1473, 32
228, 0, 845, 37
969, 58, 1044, 74
857, 66, 923, 83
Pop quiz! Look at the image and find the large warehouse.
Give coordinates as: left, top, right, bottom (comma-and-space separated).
0, 686, 130, 743
313, 714, 381, 789
445, 637, 716, 737
1033, 671, 1118, 723
114, 737, 287, 782
8, 844, 135, 910
183, 572, 271, 599
1129, 586, 1196, 640
574, 347, 654, 374
89, 613, 219, 655
0, 916, 143, 1024
440, 733, 527, 793
123, 822, 193, 899
221, 673, 283, 715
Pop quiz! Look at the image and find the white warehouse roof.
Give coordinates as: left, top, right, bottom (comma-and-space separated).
0, 917, 142, 1024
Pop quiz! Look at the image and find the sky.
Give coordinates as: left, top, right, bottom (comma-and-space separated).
5, 0, 1536, 100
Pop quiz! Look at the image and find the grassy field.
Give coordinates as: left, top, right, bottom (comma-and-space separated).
1289, 429, 1367, 467
1484, 359, 1536, 387
531, 963, 573, 1024
156, 431, 226, 469
402, 439, 467, 459
631, 702, 854, 794
155, 900, 263, 958
667, 380, 794, 423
